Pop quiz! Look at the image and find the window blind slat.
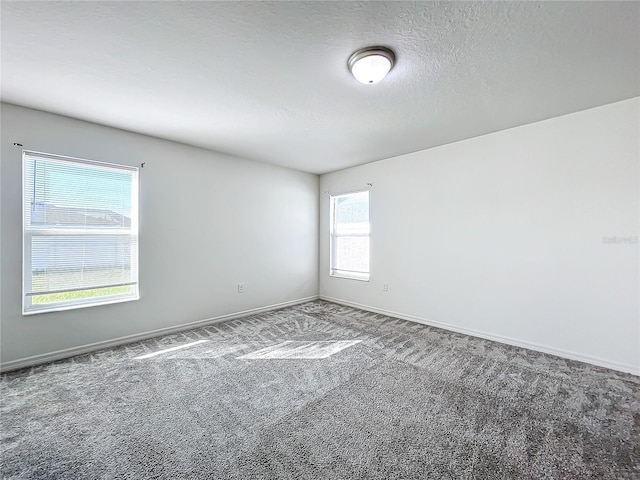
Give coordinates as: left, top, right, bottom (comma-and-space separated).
26, 282, 138, 296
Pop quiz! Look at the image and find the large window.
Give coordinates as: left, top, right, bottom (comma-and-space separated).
330, 190, 370, 281
23, 151, 139, 314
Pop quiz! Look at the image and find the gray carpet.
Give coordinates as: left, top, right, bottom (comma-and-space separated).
1, 300, 638, 479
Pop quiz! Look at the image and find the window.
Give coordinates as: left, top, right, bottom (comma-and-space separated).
23, 151, 139, 314
330, 190, 370, 281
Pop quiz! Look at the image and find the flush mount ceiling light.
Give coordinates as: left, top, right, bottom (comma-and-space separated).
348, 46, 395, 85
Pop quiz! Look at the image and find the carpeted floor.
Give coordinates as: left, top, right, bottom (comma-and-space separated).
1, 300, 639, 479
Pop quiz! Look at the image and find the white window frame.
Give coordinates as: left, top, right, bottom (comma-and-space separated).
329, 190, 370, 281
22, 150, 139, 315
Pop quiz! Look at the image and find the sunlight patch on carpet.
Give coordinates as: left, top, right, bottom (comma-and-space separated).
133, 340, 209, 359
238, 340, 361, 359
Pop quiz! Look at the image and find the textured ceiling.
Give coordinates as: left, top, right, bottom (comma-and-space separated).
1, 1, 639, 174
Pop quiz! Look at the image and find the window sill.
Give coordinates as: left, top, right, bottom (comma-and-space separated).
23, 294, 139, 316
330, 273, 370, 282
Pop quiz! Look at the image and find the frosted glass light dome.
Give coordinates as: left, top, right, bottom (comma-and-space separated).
348, 47, 395, 85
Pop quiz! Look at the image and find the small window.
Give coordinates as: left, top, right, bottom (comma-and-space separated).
330, 190, 370, 281
23, 151, 139, 314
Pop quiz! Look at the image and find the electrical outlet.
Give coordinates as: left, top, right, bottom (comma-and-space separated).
237, 283, 245, 293
383, 283, 389, 292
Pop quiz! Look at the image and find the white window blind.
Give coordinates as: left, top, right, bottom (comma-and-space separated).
330, 190, 370, 281
23, 151, 139, 314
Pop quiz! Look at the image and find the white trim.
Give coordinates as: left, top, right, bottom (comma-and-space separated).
320, 295, 640, 376
0, 296, 319, 373
22, 292, 139, 316
329, 190, 370, 283
22, 150, 139, 315
329, 271, 370, 282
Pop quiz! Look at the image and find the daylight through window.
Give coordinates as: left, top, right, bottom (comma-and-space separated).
23, 151, 139, 314
330, 190, 370, 281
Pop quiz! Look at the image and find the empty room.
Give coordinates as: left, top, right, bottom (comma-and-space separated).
1, 1, 638, 479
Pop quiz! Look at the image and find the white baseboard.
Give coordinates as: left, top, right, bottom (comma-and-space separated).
320, 296, 639, 376
0, 296, 319, 373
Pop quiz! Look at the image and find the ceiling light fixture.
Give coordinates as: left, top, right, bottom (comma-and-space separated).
348, 46, 395, 85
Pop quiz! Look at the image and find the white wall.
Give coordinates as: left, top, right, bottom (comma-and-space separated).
320, 98, 640, 375
3, 100, 638, 374
1, 103, 319, 369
